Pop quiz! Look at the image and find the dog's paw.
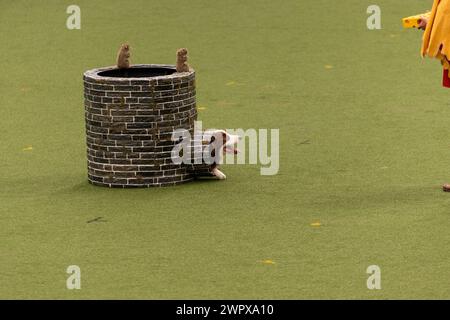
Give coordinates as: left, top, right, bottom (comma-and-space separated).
216, 172, 227, 180
212, 168, 227, 180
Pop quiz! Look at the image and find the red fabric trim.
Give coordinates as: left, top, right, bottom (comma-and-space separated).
443, 69, 450, 88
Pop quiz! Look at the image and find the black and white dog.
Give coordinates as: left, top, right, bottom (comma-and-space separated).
190, 129, 240, 180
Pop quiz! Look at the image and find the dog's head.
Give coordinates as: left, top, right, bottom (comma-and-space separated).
205, 129, 240, 155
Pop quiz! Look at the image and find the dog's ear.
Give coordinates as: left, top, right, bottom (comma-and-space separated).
206, 130, 227, 147
221, 132, 228, 144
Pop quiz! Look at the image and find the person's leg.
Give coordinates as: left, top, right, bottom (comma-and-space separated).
443, 69, 450, 191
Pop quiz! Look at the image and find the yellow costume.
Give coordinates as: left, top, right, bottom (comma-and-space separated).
403, 12, 431, 28
422, 0, 450, 72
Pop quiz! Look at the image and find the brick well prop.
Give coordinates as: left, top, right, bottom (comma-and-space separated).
83, 64, 198, 187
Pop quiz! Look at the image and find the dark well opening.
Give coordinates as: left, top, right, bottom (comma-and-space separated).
98, 67, 176, 78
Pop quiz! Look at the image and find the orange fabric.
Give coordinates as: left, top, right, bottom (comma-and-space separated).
422, 0, 450, 71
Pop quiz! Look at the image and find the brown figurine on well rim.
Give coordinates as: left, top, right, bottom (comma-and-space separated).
176, 48, 190, 72
116, 43, 131, 69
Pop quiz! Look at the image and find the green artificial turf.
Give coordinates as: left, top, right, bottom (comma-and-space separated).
2, 0, 450, 299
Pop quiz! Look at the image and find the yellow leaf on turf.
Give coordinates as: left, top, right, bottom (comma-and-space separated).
22, 146, 33, 151
311, 222, 321, 227
262, 259, 276, 265
198, 106, 206, 110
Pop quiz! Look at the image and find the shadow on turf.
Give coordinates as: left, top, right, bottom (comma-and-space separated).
55, 176, 226, 195
305, 184, 450, 212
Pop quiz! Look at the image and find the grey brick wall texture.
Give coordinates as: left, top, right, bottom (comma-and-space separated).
83, 64, 203, 188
